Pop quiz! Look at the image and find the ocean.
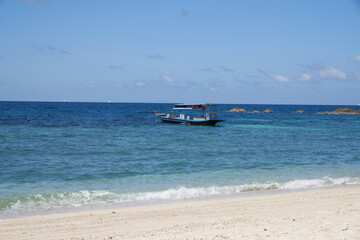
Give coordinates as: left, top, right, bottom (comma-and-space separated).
1, 101, 359, 218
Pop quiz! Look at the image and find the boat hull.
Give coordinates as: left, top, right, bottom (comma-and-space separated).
158, 116, 223, 126
158, 116, 186, 124
186, 119, 224, 126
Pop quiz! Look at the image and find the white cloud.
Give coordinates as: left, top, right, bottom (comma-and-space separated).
209, 87, 216, 92
136, 82, 146, 87
298, 73, 312, 82
354, 55, 360, 61
258, 62, 351, 85
162, 75, 174, 84
272, 74, 289, 82
258, 69, 290, 82
319, 67, 346, 80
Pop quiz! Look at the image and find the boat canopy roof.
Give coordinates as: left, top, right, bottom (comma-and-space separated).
173, 103, 217, 110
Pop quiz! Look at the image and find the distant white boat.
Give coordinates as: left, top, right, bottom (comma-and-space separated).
64, 100, 69, 103
154, 103, 224, 126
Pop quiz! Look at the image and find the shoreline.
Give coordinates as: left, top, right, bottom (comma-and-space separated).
1, 186, 360, 239
2, 183, 359, 220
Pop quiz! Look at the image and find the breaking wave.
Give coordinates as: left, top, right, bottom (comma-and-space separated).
1, 176, 359, 217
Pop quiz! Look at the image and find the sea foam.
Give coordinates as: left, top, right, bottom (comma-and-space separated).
1, 176, 359, 218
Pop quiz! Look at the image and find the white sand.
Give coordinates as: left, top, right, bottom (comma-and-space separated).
1, 187, 360, 240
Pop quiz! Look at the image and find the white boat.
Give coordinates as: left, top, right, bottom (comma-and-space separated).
154, 103, 224, 126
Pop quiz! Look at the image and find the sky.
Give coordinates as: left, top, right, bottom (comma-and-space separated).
0, 0, 360, 104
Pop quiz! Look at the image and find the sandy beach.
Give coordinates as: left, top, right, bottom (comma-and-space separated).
1, 187, 360, 240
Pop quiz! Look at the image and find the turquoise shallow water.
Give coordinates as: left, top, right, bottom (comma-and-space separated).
0, 102, 360, 217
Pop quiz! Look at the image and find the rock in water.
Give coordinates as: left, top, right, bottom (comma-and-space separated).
320, 108, 360, 114
229, 107, 246, 113
263, 109, 273, 113
296, 110, 305, 113
333, 108, 359, 114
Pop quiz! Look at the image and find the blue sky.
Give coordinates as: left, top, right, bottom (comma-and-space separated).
0, 0, 360, 104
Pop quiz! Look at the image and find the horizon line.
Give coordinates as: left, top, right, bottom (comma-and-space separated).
0, 100, 359, 106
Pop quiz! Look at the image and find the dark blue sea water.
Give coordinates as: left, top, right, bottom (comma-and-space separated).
1, 101, 360, 218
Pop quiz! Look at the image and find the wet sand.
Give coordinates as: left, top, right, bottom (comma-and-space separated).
1, 187, 360, 240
